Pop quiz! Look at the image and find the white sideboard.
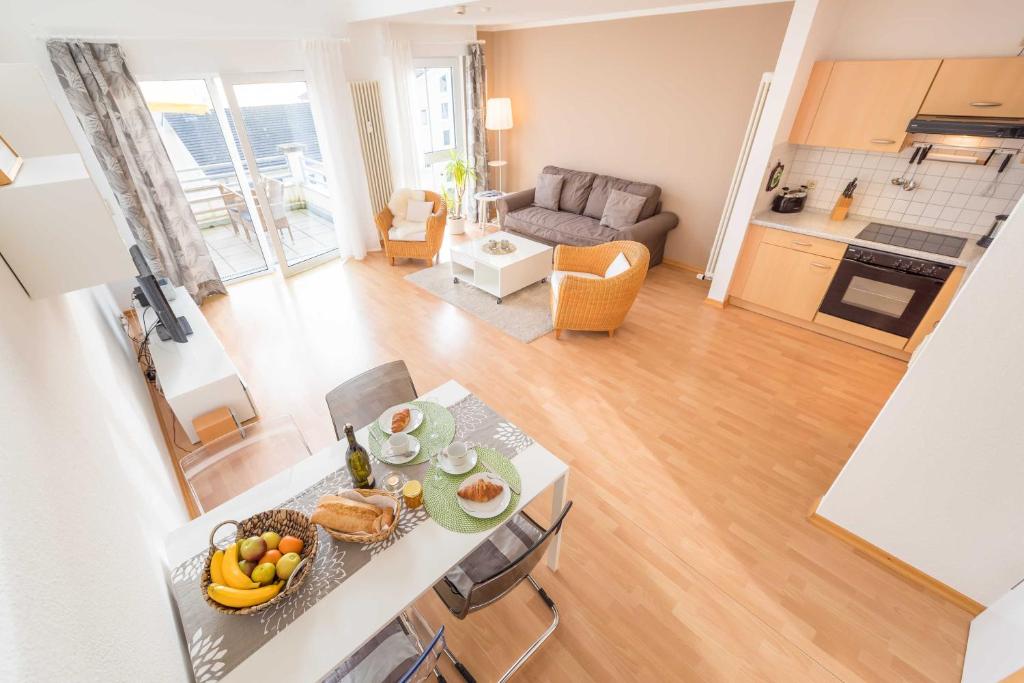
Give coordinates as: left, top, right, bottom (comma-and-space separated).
134, 286, 256, 443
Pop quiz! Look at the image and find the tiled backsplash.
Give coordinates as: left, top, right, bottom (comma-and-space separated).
781, 136, 1024, 236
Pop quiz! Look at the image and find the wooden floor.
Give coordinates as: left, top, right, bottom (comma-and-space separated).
185, 249, 970, 682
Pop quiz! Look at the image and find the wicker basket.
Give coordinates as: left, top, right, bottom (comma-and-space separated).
317, 489, 401, 543
201, 508, 318, 615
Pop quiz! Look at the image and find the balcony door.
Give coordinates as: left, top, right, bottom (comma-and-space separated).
221, 72, 340, 276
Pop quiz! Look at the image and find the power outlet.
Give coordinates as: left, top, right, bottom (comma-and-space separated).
805, 180, 817, 190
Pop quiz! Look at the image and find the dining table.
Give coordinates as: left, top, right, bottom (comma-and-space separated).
163, 380, 570, 682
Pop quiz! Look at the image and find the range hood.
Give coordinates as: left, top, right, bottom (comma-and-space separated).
907, 115, 1024, 139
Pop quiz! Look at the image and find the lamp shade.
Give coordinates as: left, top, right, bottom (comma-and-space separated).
485, 97, 513, 131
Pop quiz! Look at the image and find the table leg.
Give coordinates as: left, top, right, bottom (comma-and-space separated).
547, 469, 569, 571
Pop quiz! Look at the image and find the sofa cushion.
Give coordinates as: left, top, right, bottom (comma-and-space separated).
504, 206, 620, 246
542, 165, 596, 215
534, 173, 564, 211
583, 175, 661, 222
600, 189, 646, 229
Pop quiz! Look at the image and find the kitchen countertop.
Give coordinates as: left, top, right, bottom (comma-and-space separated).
751, 208, 987, 268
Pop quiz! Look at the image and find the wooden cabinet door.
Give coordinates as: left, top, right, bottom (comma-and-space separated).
805, 59, 941, 153
740, 244, 839, 321
920, 57, 1024, 118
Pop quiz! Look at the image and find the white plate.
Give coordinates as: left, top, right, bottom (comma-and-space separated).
379, 435, 420, 465
455, 472, 512, 519
437, 446, 478, 475
378, 403, 423, 435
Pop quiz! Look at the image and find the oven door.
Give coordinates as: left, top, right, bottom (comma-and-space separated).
818, 259, 945, 338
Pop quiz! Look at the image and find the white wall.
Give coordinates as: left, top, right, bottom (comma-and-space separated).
817, 199, 1024, 605
0, 266, 190, 679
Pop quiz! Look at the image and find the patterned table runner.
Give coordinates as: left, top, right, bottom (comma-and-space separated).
366, 400, 455, 465
169, 393, 533, 682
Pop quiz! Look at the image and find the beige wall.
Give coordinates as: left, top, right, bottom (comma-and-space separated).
482, 3, 792, 268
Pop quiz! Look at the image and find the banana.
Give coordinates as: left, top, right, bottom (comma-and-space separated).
207, 581, 282, 608
221, 542, 259, 590
209, 549, 225, 585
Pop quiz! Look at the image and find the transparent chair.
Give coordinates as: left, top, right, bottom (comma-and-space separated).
178, 415, 311, 514
433, 503, 573, 682
319, 607, 474, 683
325, 361, 418, 439
260, 177, 295, 242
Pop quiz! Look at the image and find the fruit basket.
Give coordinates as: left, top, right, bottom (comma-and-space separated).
315, 489, 401, 543
201, 508, 319, 615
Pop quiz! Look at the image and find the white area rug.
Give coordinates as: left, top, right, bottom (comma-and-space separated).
405, 263, 553, 343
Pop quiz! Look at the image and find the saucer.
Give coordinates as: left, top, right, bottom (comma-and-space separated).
438, 446, 478, 475
380, 435, 420, 465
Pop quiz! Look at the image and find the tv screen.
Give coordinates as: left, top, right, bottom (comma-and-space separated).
129, 245, 191, 344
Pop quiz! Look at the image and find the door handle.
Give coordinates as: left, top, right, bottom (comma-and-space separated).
870, 138, 896, 145
810, 262, 831, 269
969, 101, 1002, 108
792, 240, 813, 247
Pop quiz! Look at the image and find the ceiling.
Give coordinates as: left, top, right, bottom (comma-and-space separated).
367, 0, 777, 31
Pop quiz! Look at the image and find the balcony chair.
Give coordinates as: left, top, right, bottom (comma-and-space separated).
260, 177, 296, 243
376, 189, 446, 266
433, 502, 573, 682
218, 184, 253, 242
325, 360, 418, 439
551, 241, 650, 339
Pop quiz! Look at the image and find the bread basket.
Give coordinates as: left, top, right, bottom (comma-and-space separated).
201, 508, 318, 615
316, 489, 401, 543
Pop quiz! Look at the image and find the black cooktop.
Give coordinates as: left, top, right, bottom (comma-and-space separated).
856, 223, 967, 258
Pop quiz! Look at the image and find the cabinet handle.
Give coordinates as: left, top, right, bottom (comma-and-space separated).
810, 262, 831, 269
970, 101, 1002, 108
870, 138, 896, 145
792, 240, 813, 247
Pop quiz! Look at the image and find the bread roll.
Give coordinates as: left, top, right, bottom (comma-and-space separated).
312, 495, 382, 534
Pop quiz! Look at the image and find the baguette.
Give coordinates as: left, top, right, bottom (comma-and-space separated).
312, 495, 382, 534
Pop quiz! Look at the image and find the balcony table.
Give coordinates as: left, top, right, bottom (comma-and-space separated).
163, 380, 569, 682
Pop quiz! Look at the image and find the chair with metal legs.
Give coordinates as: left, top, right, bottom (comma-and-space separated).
432, 503, 573, 682
324, 360, 418, 439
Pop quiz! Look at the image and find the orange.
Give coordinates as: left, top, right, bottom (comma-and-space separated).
260, 549, 283, 565
278, 536, 303, 555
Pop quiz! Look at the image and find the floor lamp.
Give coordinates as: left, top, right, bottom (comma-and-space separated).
485, 97, 513, 193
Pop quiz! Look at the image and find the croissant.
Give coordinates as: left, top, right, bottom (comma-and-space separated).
458, 478, 504, 503
391, 408, 411, 432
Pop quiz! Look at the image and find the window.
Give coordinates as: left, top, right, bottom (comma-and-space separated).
419, 108, 427, 125
442, 130, 450, 146
440, 73, 448, 93
440, 102, 449, 119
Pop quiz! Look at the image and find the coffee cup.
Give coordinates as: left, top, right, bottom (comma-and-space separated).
388, 431, 410, 455
445, 441, 469, 467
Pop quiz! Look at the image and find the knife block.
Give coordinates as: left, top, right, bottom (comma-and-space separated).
830, 195, 853, 221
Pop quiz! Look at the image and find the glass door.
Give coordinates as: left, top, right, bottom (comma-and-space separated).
412, 58, 466, 193
221, 72, 340, 275
139, 79, 271, 281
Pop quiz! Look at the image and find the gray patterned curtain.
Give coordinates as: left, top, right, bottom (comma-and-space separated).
48, 40, 226, 303
464, 43, 488, 218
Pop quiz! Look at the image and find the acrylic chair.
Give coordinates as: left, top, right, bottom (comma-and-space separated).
218, 183, 253, 242
325, 360, 418, 439
433, 502, 573, 682
260, 177, 295, 243
320, 607, 475, 683
177, 415, 311, 514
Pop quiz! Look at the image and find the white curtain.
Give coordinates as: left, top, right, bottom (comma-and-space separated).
387, 38, 422, 189
302, 39, 379, 259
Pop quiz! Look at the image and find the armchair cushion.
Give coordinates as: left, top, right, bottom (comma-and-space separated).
604, 252, 631, 278
551, 269, 602, 305
405, 199, 433, 223
388, 219, 427, 242
387, 188, 425, 221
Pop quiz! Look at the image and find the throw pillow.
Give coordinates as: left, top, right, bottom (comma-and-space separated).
600, 189, 646, 229
534, 173, 564, 211
405, 199, 433, 223
387, 188, 425, 220
604, 252, 631, 279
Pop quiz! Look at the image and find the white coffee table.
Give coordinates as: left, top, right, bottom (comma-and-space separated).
450, 230, 553, 304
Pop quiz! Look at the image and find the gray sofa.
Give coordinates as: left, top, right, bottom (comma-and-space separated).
496, 165, 678, 266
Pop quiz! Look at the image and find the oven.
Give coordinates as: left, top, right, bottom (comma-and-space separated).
818, 245, 954, 338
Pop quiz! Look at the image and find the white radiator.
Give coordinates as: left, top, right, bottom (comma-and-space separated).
349, 80, 393, 213
703, 72, 772, 280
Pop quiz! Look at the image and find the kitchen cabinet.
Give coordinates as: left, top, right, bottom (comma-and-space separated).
920, 57, 1024, 118
739, 242, 839, 321
790, 59, 941, 152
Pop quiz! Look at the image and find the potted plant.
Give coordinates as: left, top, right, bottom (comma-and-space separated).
443, 151, 478, 235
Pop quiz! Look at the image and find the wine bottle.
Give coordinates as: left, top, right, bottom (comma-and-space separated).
344, 423, 375, 489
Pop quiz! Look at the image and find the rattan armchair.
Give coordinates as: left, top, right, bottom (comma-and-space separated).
551, 241, 650, 339
375, 190, 447, 266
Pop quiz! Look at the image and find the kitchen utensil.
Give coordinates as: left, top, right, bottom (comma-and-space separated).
477, 453, 521, 495
902, 144, 930, 191
842, 177, 858, 198
980, 153, 1012, 197
977, 213, 1008, 248
892, 147, 922, 185
771, 186, 808, 213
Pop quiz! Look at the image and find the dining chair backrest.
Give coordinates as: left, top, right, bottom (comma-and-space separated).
177, 415, 311, 514
398, 623, 446, 683
461, 502, 573, 618
325, 361, 418, 439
